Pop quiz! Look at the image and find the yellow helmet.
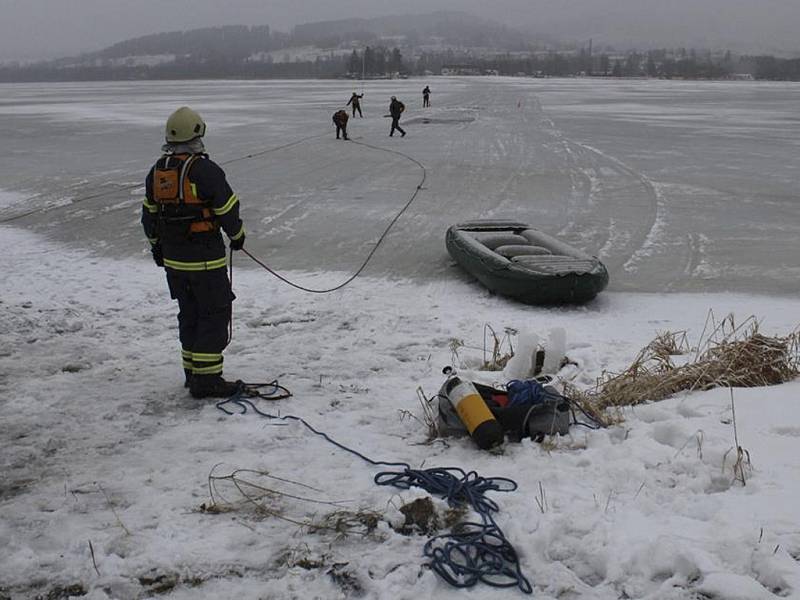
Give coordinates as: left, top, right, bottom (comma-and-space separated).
165, 106, 206, 143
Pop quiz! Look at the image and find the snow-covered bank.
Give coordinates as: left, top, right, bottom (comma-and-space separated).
2, 225, 799, 599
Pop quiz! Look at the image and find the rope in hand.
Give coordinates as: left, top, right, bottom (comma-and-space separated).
216, 393, 533, 594
228, 247, 234, 345
240, 138, 427, 293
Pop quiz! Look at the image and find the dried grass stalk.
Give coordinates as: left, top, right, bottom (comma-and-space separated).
448, 324, 516, 372
570, 314, 799, 424
203, 467, 379, 537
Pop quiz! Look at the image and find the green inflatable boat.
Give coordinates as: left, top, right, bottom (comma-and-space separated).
446, 220, 609, 305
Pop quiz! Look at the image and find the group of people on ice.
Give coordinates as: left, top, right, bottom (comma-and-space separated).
331, 86, 431, 141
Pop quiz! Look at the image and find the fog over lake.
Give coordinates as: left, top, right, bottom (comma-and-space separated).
1, 0, 799, 60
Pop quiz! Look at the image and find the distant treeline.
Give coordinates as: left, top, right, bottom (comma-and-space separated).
3, 52, 799, 82
0, 57, 352, 82
749, 55, 800, 80
410, 49, 800, 80
3, 50, 799, 82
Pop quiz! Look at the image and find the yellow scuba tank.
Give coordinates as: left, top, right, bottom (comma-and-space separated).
443, 368, 504, 450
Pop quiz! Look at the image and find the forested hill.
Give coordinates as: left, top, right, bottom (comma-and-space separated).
0, 11, 538, 82
290, 12, 533, 49
96, 25, 276, 60
79, 11, 531, 63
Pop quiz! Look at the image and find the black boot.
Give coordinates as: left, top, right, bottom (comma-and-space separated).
184, 369, 193, 389
190, 375, 243, 399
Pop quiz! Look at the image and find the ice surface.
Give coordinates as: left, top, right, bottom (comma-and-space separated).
0, 77, 798, 294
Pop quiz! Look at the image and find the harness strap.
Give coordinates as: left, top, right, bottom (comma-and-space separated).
178, 154, 199, 203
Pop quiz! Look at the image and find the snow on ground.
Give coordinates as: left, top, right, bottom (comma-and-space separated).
0, 190, 25, 210
1, 224, 799, 600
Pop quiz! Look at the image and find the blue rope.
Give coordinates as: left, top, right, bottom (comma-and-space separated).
375, 468, 531, 593
506, 378, 548, 407
216, 392, 533, 594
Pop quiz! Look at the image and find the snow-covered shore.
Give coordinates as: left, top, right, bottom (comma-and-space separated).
2, 225, 799, 599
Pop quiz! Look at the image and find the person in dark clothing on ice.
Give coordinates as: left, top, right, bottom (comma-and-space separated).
347, 92, 363, 117
422, 86, 431, 107
332, 109, 350, 140
389, 96, 406, 137
142, 106, 246, 399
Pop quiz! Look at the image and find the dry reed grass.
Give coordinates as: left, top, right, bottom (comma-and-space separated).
567, 313, 800, 427
448, 324, 517, 371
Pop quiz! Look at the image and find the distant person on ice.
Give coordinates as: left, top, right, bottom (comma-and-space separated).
422, 85, 431, 107
141, 106, 246, 399
347, 92, 363, 117
389, 96, 406, 137
332, 109, 349, 140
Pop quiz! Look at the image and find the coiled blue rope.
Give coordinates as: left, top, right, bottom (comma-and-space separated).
216, 391, 533, 594
375, 467, 531, 593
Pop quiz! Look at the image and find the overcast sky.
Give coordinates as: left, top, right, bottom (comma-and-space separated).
1, 0, 799, 60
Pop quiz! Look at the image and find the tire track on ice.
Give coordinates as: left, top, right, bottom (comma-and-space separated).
532, 96, 660, 273
570, 141, 664, 273
532, 93, 709, 290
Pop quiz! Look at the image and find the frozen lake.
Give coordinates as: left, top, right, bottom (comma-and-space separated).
1, 77, 798, 294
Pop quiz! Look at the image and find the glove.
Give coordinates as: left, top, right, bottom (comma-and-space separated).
229, 233, 245, 251
151, 243, 164, 267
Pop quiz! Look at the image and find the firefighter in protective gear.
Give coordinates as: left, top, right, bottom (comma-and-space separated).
142, 106, 246, 399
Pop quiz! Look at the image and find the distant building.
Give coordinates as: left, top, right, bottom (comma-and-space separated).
441, 64, 481, 76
